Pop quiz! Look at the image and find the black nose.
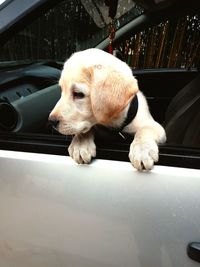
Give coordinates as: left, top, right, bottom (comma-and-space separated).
49, 118, 59, 128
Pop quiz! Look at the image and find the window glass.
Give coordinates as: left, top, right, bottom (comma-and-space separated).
0, 0, 142, 61
116, 14, 200, 69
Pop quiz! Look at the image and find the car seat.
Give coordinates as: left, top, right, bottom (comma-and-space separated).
183, 110, 200, 146
164, 73, 200, 146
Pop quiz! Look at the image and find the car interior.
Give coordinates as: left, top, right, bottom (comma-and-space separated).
0, 0, 199, 167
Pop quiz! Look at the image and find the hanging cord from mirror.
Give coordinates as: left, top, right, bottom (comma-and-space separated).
105, 0, 118, 54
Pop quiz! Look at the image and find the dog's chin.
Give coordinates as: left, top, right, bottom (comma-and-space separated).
56, 124, 92, 136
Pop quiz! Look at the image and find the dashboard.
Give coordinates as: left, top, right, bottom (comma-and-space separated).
0, 62, 61, 132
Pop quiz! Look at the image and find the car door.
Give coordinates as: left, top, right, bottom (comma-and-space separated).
0, 150, 200, 267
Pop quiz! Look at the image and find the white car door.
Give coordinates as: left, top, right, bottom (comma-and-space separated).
0, 150, 200, 267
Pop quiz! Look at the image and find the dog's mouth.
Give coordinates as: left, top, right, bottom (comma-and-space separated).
50, 121, 91, 136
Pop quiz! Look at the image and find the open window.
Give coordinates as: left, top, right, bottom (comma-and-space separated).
0, 0, 142, 134
0, 0, 199, 169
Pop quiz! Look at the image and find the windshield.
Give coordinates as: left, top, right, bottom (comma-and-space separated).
0, 0, 143, 62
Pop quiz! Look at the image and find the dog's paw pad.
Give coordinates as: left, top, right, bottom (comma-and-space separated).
129, 141, 159, 171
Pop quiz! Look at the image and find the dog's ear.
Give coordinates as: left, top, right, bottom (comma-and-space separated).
90, 65, 139, 125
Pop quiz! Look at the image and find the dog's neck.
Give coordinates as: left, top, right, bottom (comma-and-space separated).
119, 95, 138, 130
104, 94, 138, 130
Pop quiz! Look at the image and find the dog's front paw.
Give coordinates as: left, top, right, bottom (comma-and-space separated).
129, 140, 159, 171
68, 133, 96, 164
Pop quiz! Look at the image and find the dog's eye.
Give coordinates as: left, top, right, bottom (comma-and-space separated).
73, 91, 85, 99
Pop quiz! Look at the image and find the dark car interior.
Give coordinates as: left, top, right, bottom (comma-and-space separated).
0, 0, 199, 168
0, 61, 62, 132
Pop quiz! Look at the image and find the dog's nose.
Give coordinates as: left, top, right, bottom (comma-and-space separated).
48, 115, 59, 129
50, 119, 59, 128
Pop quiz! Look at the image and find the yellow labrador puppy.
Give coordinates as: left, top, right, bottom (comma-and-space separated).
49, 48, 166, 171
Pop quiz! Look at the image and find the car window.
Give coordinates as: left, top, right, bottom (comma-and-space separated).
116, 14, 200, 69
0, 0, 143, 61
0, 0, 143, 138
0, 0, 199, 152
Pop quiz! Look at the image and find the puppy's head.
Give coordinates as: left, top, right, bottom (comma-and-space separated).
49, 65, 95, 135
49, 54, 138, 135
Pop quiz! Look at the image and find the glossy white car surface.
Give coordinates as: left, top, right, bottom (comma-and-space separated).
0, 150, 199, 267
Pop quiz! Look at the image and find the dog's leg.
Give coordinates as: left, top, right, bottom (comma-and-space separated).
68, 130, 96, 164
129, 123, 166, 171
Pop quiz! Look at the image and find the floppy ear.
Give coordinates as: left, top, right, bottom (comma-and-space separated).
90, 65, 139, 125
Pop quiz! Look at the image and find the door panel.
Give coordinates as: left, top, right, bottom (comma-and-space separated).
0, 150, 200, 267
